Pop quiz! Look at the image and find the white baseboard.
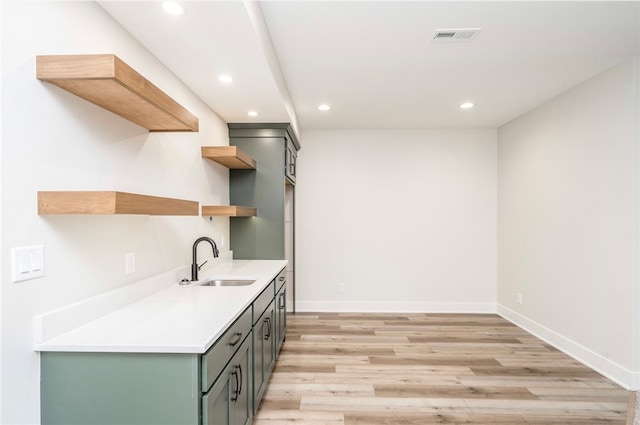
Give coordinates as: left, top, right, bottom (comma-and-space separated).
295, 300, 496, 314
497, 303, 639, 391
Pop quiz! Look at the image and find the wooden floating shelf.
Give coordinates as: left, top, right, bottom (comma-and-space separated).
201, 146, 256, 169
36, 54, 199, 132
202, 206, 257, 217
38, 191, 199, 216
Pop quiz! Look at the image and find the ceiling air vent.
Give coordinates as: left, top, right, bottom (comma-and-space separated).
433, 28, 481, 42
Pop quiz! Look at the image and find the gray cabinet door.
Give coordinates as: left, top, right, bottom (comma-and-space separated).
233, 336, 252, 425
203, 335, 252, 425
252, 300, 275, 413
285, 141, 297, 184
203, 368, 231, 425
276, 284, 287, 357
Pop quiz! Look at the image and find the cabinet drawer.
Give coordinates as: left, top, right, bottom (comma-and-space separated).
201, 306, 252, 392
275, 268, 286, 292
252, 280, 274, 324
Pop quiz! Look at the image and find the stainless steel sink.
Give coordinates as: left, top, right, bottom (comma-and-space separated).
198, 279, 256, 287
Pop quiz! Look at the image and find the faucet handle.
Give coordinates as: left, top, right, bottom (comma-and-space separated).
198, 260, 208, 270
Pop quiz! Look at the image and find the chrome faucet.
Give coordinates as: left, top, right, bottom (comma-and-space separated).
191, 236, 219, 281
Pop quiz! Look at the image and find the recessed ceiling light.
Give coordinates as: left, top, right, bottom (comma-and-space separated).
248, 111, 258, 117
218, 75, 233, 84
460, 102, 474, 109
161, 1, 184, 16
318, 104, 331, 111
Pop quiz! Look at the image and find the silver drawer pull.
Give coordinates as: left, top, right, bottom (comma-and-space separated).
264, 317, 272, 340
228, 332, 243, 347
237, 364, 243, 396
231, 369, 239, 402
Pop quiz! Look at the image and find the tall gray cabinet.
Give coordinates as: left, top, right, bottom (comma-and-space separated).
228, 123, 299, 312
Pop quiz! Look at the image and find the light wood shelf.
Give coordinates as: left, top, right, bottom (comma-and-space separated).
202, 206, 257, 217
201, 146, 256, 169
36, 54, 199, 132
38, 191, 199, 216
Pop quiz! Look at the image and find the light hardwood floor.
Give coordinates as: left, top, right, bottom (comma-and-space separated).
255, 313, 629, 425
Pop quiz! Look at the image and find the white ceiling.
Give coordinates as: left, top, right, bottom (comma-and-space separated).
99, 1, 639, 133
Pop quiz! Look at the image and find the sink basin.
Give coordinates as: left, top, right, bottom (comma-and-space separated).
198, 279, 256, 287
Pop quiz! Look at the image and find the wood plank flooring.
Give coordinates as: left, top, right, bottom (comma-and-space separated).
255, 313, 629, 425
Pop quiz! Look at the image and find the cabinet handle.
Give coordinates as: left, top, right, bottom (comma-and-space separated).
228, 332, 243, 347
264, 317, 271, 340
237, 364, 243, 396
279, 293, 286, 310
231, 369, 239, 402
279, 276, 285, 281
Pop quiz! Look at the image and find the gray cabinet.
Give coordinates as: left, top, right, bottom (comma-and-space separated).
204, 366, 231, 425
41, 307, 253, 425
41, 268, 288, 425
202, 307, 253, 425
228, 123, 299, 312
251, 268, 288, 413
41, 352, 201, 425
285, 139, 297, 184
252, 300, 275, 413
275, 271, 287, 357
251, 280, 276, 413
202, 335, 252, 425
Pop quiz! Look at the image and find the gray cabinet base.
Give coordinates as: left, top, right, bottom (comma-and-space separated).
41, 352, 200, 425
203, 335, 252, 425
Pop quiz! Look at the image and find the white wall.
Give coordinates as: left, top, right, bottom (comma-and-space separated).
296, 129, 497, 312
497, 57, 640, 389
636, 54, 640, 395
0, 0, 4, 420
1, 2, 231, 423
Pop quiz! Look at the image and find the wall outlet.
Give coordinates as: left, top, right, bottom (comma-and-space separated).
338, 282, 345, 293
517, 293, 523, 304
125, 252, 135, 274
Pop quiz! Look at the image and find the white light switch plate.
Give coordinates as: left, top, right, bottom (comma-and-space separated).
11, 245, 45, 282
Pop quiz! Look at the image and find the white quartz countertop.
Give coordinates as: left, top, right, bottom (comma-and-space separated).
34, 260, 287, 354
